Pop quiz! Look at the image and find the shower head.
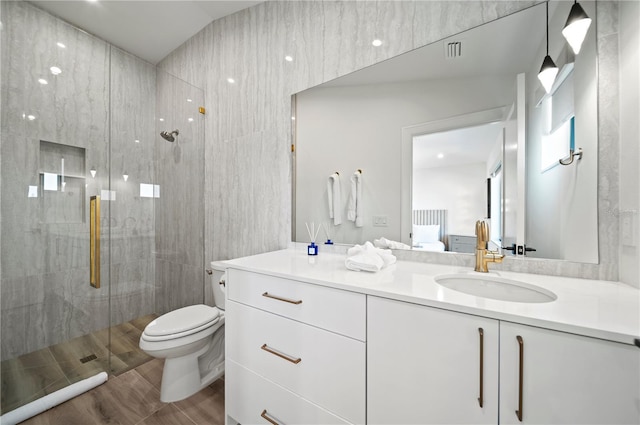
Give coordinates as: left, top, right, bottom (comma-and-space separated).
160, 129, 179, 142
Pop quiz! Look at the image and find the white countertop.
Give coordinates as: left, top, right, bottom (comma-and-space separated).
223, 247, 640, 345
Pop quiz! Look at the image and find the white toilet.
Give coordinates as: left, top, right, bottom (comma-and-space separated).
139, 262, 226, 402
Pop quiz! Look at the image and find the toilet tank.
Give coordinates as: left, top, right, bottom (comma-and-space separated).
207, 261, 227, 311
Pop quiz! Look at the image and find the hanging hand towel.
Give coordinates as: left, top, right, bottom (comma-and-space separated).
327, 173, 342, 225
347, 171, 363, 227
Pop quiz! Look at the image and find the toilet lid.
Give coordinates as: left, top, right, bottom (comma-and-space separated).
145, 304, 220, 338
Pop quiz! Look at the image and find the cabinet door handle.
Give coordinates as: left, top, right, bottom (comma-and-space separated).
262, 292, 302, 305
261, 344, 302, 364
261, 409, 281, 425
516, 335, 524, 422
478, 327, 484, 408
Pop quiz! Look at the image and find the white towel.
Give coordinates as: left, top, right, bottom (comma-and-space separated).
347, 172, 363, 227
345, 241, 396, 272
345, 252, 384, 272
327, 173, 342, 225
374, 237, 411, 250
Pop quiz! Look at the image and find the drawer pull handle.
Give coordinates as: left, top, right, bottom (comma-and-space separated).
478, 327, 484, 408
516, 335, 524, 422
261, 344, 302, 364
262, 292, 302, 305
261, 409, 281, 425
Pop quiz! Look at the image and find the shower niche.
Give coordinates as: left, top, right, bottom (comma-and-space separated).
39, 140, 86, 224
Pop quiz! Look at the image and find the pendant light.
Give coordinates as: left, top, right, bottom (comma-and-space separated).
538, 1, 558, 94
562, 1, 592, 54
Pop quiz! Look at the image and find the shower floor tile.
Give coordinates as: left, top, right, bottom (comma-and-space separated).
0, 314, 157, 416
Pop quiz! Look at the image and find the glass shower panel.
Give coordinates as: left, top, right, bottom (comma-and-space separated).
0, 1, 111, 414
107, 47, 157, 375
154, 69, 205, 316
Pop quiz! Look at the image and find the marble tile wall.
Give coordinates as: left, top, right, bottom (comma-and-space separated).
159, 1, 629, 283
154, 70, 205, 315
1, 2, 157, 359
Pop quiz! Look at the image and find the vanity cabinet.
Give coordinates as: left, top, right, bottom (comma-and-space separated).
368, 296, 640, 424
499, 322, 640, 425
368, 296, 500, 424
226, 269, 366, 425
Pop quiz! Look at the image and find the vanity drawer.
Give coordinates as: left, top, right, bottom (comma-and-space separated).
227, 268, 366, 341
226, 360, 351, 425
227, 300, 365, 424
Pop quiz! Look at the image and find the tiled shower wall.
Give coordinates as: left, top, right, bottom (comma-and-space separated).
159, 1, 628, 283
0, 1, 156, 359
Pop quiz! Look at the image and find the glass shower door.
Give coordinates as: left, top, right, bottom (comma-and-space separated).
0, 1, 112, 414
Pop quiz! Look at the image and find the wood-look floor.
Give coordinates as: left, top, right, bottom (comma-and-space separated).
2, 313, 223, 425
1, 314, 159, 415
21, 359, 225, 425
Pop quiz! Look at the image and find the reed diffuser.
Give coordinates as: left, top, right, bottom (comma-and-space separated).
305, 222, 321, 255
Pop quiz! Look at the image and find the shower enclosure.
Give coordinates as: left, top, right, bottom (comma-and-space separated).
0, 1, 205, 416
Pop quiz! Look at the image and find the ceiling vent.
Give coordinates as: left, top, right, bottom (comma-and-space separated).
445, 41, 462, 58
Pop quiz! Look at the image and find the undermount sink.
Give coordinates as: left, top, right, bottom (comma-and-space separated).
435, 274, 557, 303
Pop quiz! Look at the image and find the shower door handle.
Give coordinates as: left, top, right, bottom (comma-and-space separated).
90, 196, 100, 288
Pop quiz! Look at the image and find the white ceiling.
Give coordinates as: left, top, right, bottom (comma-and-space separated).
322, 3, 549, 87
413, 123, 503, 170
314, 2, 553, 171
28, 0, 262, 64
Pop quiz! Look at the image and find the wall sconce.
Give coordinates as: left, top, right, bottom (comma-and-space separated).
123, 172, 129, 182
90, 168, 97, 178
538, 1, 558, 94
562, 1, 592, 54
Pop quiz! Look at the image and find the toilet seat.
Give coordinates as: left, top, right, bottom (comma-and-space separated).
142, 304, 220, 342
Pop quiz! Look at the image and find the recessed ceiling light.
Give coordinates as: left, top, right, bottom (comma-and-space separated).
437, 153, 444, 159
227, 78, 235, 84
56, 42, 66, 49
50, 66, 62, 75
372, 39, 383, 47
27, 115, 36, 121
38, 78, 48, 85
159, 118, 165, 122
134, 139, 140, 143
291, 116, 296, 121
188, 118, 194, 122
186, 98, 192, 102
285, 55, 293, 62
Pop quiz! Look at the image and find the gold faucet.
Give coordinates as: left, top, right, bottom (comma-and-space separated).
474, 220, 505, 273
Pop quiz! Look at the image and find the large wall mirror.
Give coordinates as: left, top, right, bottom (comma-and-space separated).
293, 1, 598, 264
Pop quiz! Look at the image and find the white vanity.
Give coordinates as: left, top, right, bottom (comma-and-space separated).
223, 247, 640, 425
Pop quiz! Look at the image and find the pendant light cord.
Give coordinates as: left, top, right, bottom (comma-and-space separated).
545, 1, 550, 55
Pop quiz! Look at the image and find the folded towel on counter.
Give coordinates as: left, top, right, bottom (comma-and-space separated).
345, 241, 396, 272
374, 237, 411, 250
